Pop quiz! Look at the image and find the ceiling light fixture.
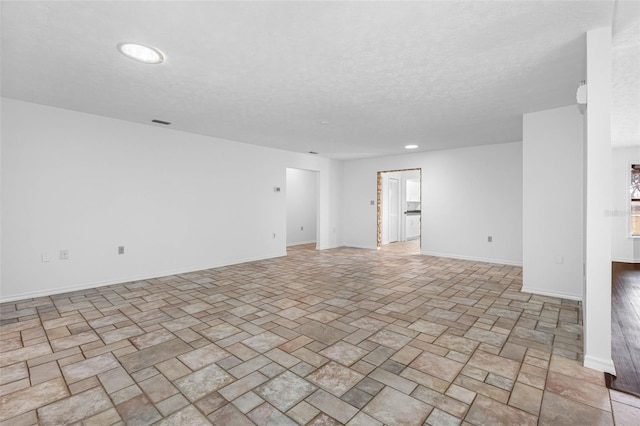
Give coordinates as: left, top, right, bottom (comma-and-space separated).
404, 144, 419, 149
117, 42, 165, 64
319, 121, 329, 125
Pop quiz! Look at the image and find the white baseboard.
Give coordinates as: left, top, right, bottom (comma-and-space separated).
612, 257, 640, 263
0, 251, 287, 303
583, 355, 616, 375
420, 251, 523, 267
342, 243, 379, 250
286, 240, 317, 247
521, 286, 582, 301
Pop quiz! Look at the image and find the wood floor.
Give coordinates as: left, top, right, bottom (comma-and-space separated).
609, 262, 640, 397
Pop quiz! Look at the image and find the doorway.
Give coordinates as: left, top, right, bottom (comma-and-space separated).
377, 168, 422, 251
286, 168, 319, 248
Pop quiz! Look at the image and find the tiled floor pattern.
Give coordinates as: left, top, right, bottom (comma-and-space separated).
1, 243, 639, 425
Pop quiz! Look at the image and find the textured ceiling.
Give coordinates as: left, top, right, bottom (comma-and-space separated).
1, 1, 634, 159
612, 0, 640, 147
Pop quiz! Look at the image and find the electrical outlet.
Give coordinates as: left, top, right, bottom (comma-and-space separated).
370, 200, 375, 205
300, 226, 304, 231
272, 233, 276, 239
41, 252, 51, 262
118, 246, 125, 255
487, 236, 492, 243
60, 249, 69, 260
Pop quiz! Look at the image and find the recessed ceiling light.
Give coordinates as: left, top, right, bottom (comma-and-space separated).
404, 144, 419, 149
117, 42, 165, 64
319, 121, 329, 125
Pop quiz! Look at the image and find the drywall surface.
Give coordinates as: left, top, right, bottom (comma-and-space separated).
342, 142, 523, 264
522, 105, 584, 300
0, 98, 342, 301
583, 27, 614, 374
286, 168, 318, 246
611, 146, 640, 262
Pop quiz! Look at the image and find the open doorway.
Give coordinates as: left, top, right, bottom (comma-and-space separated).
377, 168, 422, 253
286, 168, 319, 248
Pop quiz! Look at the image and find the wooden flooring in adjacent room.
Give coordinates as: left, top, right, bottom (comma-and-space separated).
609, 262, 640, 397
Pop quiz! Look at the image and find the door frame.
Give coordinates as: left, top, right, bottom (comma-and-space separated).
377, 168, 422, 249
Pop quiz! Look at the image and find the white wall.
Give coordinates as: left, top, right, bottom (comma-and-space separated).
343, 142, 523, 265
611, 146, 640, 262
286, 168, 318, 246
522, 105, 584, 300
0, 98, 343, 301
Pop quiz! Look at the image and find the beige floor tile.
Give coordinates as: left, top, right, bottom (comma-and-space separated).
409, 351, 465, 382
38, 386, 112, 425
155, 405, 211, 425
0, 243, 622, 425
363, 386, 432, 426
546, 371, 612, 412
467, 394, 537, 426
319, 341, 368, 366
247, 402, 298, 425
307, 361, 364, 397
612, 399, 640, 425
539, 391, 614, 426
307, 389, 358, 424
0, 377, 68, 421
174, 363, 234, 402
115, 393, 162, 426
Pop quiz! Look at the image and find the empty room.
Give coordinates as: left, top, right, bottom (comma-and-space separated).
1, 1, 639, 425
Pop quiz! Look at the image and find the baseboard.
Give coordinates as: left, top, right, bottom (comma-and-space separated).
612, 257, 640, 263
342, 244, 379, 250
286, 240, 317, 247
584, 355, 617, 375
521, 286, 582, 301
420, 251, 523, 267
0, 251, 287, 303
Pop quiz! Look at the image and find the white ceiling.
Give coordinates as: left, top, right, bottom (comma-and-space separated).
1, 1, 636, 159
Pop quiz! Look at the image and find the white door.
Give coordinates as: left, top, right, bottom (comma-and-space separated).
388, 178, 399, 242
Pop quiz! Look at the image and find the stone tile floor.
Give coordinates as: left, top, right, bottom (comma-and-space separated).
1, 243, 639, 425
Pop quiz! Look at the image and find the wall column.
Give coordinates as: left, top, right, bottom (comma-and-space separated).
583, 27, 615, 374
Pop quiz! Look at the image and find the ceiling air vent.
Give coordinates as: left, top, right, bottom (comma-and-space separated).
152, 119, 171, 125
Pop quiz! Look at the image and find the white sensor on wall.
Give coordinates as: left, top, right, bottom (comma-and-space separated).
117, 42, 165, 64
576, 81, 587, 105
